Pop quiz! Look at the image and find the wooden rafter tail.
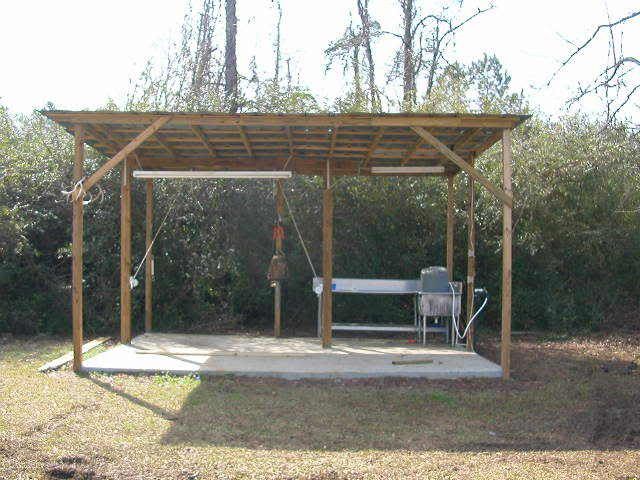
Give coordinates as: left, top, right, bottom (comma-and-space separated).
83, 116, 172, 192
191, 125, 217, 157
363, 127, 384, 167
411, 126, 513, 208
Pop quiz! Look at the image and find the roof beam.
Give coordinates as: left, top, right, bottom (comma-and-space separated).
43, 111, 528, 129
411, 126, 512, 207
238, 126, 254, 159
190, 125, 217, 157
83, 116, 172, 192
363, 128, 384, 167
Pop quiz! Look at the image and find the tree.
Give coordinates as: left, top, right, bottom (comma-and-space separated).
549, 9, 640, 124
325, 3, 381, 112
387, 1, 493, 111
224, 0, 239, 113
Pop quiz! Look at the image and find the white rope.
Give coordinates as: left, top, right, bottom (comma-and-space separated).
61, 177, 87, 203
281, 188, 317, 278
61, 177, 104, 205
130, 189, 179, 288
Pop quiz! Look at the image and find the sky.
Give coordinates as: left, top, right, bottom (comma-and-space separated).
1, 0, 638, 119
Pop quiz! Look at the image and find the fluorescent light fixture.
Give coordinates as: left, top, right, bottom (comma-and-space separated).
370, 166, 445, 175
133, 170, 292, 179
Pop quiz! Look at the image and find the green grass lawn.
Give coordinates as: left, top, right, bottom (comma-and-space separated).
1, 333, 639, 479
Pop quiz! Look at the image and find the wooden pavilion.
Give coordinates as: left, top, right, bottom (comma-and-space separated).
43, 111, 528, 379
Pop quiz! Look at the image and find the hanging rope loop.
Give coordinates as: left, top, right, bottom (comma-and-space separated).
61, 177, 104, 206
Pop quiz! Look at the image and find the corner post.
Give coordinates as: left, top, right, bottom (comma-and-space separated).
446, 174, 454, 280
501, 129, 513, 379
145, 179, 153, 332
466, 177, 476, 351
120, 157, 133, 343
321, 160, 333, 348
72, 125, 84, 372
274, 179, 284, 337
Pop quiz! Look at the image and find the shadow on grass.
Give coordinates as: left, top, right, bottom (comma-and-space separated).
88, 337, 640, 452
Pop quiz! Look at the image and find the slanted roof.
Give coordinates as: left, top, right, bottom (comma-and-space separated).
42, 111, 529, 176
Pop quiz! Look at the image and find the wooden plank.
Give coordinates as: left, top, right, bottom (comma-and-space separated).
321, 164, 333, 348
466, 176, 476, 351
72, 125, 84, 372
446, 174, 454, 281
120, 157, 132, 344
412, 126, 513, 208
501, 129, 513, 379
39, 337, 110, 372
145, 179, 153, 333
83, 116, 172, 192
191, 125, 217, 157
392, 358, 434, 365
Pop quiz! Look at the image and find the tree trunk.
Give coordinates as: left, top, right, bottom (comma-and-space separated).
225, 0, 238, 113
401, 0, 415, 110
357, 0, 378, 112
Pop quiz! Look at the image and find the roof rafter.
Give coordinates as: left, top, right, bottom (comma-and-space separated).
238, 126, 254, 159
190, 125, 217, 157
363, 127, 385, 167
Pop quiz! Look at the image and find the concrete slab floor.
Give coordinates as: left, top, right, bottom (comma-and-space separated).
82, 333, 503, 379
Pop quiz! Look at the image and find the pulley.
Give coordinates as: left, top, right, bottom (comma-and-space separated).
267, 252, 288, 283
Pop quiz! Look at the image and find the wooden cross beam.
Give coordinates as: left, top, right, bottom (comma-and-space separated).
411, 126, 513, 207
83, 116, 172, 192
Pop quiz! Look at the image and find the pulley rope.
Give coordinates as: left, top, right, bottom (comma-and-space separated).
130, 189, 179, 288
281, 189, 317, 278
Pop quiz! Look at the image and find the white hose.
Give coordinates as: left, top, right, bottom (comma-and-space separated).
449, 282, 488, 341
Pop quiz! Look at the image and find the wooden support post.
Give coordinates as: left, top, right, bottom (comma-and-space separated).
501, 129, 513, 379
72, 125, 84, 372
446, 174, 454, 281
120, 157, 133, 344
466, 177, 476, 351
274, 179, 284, 338
321, 162, 333, 348
145, 179, 153, 333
